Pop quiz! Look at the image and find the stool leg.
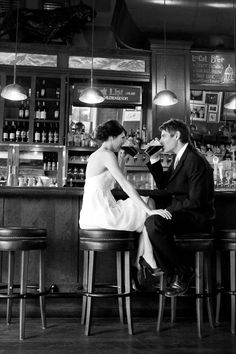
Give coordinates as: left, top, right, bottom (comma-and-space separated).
39, 249, 46, 329
204, 252, 214, 329
81, 250, 89, 325
171, 297, 177, 324
157, 274, 165, 332
124, 251, 133, 335
7, 251, 15, 325
196, 251, 204, 339
230, 250, 236, 333
19, 250, 29, 341
116, 251, 124, 324
215, 250, 222, 325
85, 250, 96, 336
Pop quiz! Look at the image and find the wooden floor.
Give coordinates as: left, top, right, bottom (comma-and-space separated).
0, 316, 235, 354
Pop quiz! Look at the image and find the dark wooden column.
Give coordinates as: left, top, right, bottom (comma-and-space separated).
150, 40, 191, 135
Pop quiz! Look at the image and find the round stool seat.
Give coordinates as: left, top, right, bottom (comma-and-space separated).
0, 227, 47, 251
175, 232, 214, 251
216, 229, 236, 251
80, 229, 136, 251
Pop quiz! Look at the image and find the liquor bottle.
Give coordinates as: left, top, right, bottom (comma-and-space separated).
18, 101, 24, 119
3, 121, 9, 141
40, 79, 46, 98
40, 101, 47, 120
24, 100, 30, 119
9, 121, 16, 142
34, 123, 41, 143
41, 123, 47, 143
35, 101, 41, 119
53, 124, 59, 144
15, 122, 21, 142
141, 125, 147, 144
20, 122, 27, 142
26, 124, 30, 142
54, 101, 60, 119
51, 153, 57, 171
47, 153, 52, 171
55, 87, 60, 99
43, 153, 48, 171
48, 124, 53, 143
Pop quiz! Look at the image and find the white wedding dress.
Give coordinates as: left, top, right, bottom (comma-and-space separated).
79, 170, 147, 232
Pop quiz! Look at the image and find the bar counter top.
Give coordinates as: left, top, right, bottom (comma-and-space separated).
0, 186, 235, 198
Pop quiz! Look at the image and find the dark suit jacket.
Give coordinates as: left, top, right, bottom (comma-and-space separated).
147, 144, 215, 225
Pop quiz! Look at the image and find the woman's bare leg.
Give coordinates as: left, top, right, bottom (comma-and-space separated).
135, 197, 157, 269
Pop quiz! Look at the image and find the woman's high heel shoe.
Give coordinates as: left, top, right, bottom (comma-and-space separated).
139, 256, 164, 278
131, 266, 144, 291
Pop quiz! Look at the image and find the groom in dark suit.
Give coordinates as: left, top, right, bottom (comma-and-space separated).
145, 119, 215, 296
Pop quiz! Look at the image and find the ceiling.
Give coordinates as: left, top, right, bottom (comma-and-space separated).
0, 0, 234, 51
112, 0, 235, 51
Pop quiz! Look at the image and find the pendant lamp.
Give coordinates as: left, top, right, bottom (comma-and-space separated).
0, 2, 27, 101
153, 0, 178, 106
224, 0, 236, 110
79, 0, 104, 104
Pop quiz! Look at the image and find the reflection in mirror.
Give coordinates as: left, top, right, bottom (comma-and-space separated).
69, 106, 142, 137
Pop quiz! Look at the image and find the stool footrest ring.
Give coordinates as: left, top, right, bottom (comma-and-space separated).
81, 291, 132, 298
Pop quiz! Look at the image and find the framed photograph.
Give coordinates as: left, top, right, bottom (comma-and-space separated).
208, 112, 217, 123
205, 91, 222, 106
123, 109, 141, 122
190, 90, 205, 104
208, 104, 217, 113
190, 104, 207, 121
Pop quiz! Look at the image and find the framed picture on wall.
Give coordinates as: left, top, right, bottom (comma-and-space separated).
208, 112, 218, 123
190, 90, 205, 104
205, 92, 222, 123
205, 91, 222, 106
208, 104, 217, 113
190, 104, 207, 121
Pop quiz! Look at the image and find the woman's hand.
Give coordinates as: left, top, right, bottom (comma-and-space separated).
148, 209, 172, 219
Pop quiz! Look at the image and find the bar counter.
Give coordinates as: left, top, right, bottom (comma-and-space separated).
0, 187, 235, 293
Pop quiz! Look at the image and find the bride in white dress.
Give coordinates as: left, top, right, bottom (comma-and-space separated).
79, 120, 172, 279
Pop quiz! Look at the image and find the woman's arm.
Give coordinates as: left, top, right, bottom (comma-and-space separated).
104, 151, 171, 219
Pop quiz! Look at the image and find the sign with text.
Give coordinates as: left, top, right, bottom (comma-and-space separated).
73, 84, 142, 105
190, 52, 235, 86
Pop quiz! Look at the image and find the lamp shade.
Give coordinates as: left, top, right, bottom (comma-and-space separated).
153, 89, 178, 106
79, 87, 105, 104
1, 83, 27, 101
224, 93, 236, 110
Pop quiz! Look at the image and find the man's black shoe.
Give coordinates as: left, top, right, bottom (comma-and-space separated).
165, 272, 194, 297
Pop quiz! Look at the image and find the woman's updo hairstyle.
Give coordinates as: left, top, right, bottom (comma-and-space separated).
95, 120, 126, 142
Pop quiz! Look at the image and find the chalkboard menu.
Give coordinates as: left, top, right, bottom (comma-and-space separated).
73, 84, 142, 105
190, 51, 235, 86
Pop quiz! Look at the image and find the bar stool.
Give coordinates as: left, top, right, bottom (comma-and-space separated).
79, 228, 137, 336
156, 232, 215, 338
215, 229, 236, 333
0, 227, 47, 340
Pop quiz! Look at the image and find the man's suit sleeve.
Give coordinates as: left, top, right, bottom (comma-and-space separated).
146, 160, 171, 189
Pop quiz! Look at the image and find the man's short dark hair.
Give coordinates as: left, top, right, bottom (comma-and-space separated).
159, 119, 190, 144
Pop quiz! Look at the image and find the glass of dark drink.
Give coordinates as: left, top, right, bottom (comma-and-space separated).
144, 140, 163, 156
121, 145, 138, 157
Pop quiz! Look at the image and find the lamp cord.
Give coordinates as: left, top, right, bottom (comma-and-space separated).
90, 0, 95, 88
163, 0, 167, 89
13, 0, 20, 84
